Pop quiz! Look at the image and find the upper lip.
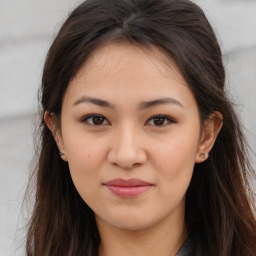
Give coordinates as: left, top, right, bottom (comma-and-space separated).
104, 178, 153, 187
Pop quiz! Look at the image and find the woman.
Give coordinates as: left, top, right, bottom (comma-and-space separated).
25, 0, 256, 255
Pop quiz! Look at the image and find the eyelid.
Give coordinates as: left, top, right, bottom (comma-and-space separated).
146, 114, 176, 126
80, 113, 176, 127
80, 113, 110, 125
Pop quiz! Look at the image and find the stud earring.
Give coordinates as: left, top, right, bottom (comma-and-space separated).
59, 151, 65, 157
200, 152, 208, 158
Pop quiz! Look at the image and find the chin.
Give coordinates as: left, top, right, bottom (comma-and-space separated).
111, 220, 153, 231
101, 211, 161, 231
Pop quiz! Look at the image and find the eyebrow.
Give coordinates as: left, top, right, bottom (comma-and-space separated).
73, 96, 115, 109
73, 96, 184, 109
139, 98, 184, 110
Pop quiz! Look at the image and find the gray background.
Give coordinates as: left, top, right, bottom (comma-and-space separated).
0, 0, 255, 255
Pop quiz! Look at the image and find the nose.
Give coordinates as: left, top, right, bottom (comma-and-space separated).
107, 125, 147, 169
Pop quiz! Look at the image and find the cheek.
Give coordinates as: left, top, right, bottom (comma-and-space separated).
153, 131, 198, 193
64, 126, 106, 169
64, 136, 106, 197
154, 135, 198, 172
156, 147, 195, 186
68, 143, 103, 175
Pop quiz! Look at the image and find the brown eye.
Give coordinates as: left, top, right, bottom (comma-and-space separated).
81, 114, 109, 126
153, 118, 165, 126
147, 115, 175, 127
92, 116, 105, 125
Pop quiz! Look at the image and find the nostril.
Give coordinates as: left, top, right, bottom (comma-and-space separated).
107, 131, 147, 168
107, 147, 147, 169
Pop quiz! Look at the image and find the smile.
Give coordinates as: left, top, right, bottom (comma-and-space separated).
103, 178, 153, 199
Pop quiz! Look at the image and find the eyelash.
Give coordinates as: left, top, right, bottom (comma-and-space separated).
147, 114, 175, 126
80, 114, 176, 127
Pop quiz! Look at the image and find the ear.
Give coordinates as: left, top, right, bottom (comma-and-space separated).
195, 112, 223, 163
44, 111, 68, 162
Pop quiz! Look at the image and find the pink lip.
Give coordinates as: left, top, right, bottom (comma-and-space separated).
104, 178, 153, 198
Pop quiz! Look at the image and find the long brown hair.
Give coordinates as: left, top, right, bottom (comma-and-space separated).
25, 0, 256, 255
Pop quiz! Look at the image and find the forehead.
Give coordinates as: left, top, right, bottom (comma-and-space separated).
74, 43, 185, 86
64, 43, 196, 110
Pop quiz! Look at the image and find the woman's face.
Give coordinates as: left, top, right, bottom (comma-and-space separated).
56, 43, 207, 231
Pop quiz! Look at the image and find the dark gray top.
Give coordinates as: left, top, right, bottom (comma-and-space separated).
176, 236, 194, 256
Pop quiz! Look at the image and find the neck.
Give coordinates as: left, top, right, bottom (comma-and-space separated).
97, 212, 187, 256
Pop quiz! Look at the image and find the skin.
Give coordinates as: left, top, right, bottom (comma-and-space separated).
45, 43, 222, 256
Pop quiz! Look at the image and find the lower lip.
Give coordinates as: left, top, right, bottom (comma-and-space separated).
105, 185, 152, 198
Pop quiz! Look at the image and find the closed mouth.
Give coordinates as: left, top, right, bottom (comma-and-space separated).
103, 178, 153, 198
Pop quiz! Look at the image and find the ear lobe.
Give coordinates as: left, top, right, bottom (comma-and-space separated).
195, 112, 223, 163
44, 111, 68, 161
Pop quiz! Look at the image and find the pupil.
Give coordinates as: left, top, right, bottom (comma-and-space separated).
154, 118, 164, 126
93, 117, 104, 125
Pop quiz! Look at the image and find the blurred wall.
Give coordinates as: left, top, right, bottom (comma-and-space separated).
0, 0, 255, 255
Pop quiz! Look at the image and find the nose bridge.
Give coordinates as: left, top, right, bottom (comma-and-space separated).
118, 122, 137, 146
108, 122, 146, 169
